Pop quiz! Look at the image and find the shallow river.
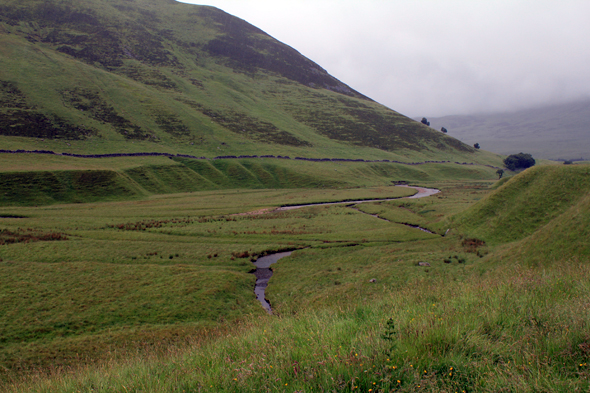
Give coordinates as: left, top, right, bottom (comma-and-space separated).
251, 186, 439, 313
251, 251, 293, 313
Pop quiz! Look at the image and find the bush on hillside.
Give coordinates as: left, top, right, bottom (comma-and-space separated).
420, 117, 430, 126
503, 153, 535, 171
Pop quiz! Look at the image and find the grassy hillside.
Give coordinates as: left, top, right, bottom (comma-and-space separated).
426, 99, 590, 160
449, 164, 590, 245
0, 0, 494, 163
497, 192, 590, 266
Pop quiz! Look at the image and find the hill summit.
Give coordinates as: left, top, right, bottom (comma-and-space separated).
0, 0, 477, 160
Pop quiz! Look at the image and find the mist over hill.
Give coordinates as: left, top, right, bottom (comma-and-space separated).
0, 0, 483, 161
424, 99, 590, 160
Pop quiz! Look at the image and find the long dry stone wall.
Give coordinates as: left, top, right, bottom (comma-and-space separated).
0, 149, 502, 169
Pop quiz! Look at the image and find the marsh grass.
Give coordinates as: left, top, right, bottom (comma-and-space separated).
2, 166, 589, 391
0, 183, 439, 375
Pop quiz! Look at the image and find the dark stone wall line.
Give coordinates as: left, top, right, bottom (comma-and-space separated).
0, 150, 502, 169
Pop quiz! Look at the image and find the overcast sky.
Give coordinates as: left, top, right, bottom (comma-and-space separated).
179, 0, 590, 118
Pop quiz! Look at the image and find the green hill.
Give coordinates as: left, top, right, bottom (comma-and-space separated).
8, 1, 590, 391
0, 0, 493, 163
451, 164, 590, 245
504, 189, 590, 264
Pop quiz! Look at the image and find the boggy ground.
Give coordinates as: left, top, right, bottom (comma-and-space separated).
2, 170, 589, 392
0, 184, 424, 375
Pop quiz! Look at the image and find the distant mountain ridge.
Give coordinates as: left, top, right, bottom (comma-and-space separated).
425, 99, 590, 160
0, 0, 486, 162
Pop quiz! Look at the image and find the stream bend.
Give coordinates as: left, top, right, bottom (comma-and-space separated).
276, 185, 439, 211
251, 186, 440, 313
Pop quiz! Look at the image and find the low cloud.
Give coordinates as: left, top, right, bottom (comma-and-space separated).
181, 0, 590, 117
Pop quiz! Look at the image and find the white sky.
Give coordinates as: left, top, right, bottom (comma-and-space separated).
179, 0, 590, 118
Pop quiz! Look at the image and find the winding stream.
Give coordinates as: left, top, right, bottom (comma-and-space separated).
251, 186, 440, 313
399, 185, 440, 199
251, 251, 293, 314
275, 185, 439, 211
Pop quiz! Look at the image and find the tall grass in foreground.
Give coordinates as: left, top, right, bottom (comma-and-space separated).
8, 258, 589, 392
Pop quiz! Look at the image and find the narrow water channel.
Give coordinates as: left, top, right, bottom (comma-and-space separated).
350, 206, 437, 234
251, 186, 440, 313
251, 251, 293, 314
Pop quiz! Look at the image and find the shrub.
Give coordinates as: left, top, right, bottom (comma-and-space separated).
232, 251, 250, 258
503, 153, 535, 171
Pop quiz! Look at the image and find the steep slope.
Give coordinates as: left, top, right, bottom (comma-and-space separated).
451, 164, 590, 245
505, 189, 590, 264
0, 0, 484, 162
426, 99, 590, 160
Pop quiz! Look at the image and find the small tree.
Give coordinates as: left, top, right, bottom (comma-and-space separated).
441, 127, 448, 133
503, 153, 535, 171
421, 117, 430, 126
496, 169, 504, 179
474, 143, 480, 149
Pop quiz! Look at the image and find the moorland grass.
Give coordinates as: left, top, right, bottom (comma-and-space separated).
0, 170, 146, 206
494, 189, 590, 265
2, 165, 589, 391
0, 183, 428, 375
6, 257, 589, 392
0, 179, 494, 382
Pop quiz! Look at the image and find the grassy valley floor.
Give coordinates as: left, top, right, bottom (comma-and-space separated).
0, 162, 589, 392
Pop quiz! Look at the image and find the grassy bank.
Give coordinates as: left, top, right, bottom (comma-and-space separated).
451, 165, 590, 244
0, 154, 500, 206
